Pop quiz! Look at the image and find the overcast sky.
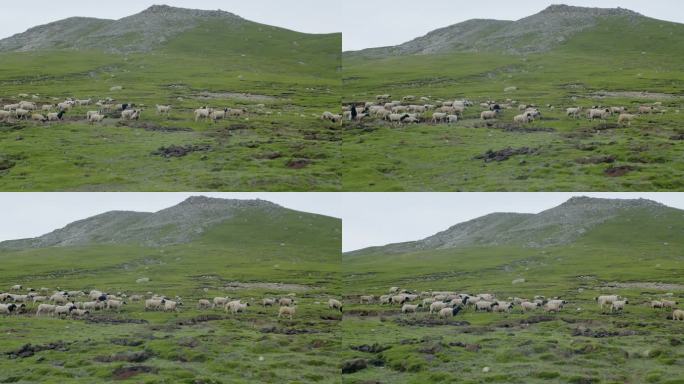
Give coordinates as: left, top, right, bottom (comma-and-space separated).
342, 193, 684, 252
0, 193, 342, 242
0, 0, 341, 40
342, 0, 683, 50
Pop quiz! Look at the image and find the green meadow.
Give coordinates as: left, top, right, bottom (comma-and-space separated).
0, 208, 342, 383
342, 17, 684, 191
0, 20, 341, 191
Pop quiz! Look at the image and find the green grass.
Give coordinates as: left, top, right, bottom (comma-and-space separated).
0, 210, 342, 383
0, 20, 342, 191
341, 211, 684, 383
342, 17, 684, 191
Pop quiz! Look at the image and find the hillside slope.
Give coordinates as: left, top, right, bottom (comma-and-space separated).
347, 4, 682, 57
346, 197, 683, 257
0, 196, 339, 249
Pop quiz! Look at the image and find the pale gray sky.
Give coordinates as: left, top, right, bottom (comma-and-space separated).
0, 0, 341, 40
0, 193, 342, 242
343, 0, 684, 50
342, 193, 684, 252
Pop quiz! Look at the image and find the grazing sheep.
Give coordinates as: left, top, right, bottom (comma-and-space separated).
129, 295, 143, 302
145, 298, 166, 311
360, 295, 374, 304
379, 295, 392, 305
431, 112, 447, 123
18, 101, 36, 110
13, 108, 30, 120
31, 113, 48, 122
156, 105, 171, 116
376, 94, 391, 101
651, 300, 664, 309
36, 304, 56, 316
595, 295, 619, 310
107, 299, 125, 312
55, 304, 76, 317
610, 106, 626, 114
226, 300, 249, 314
438, 306, 462, 319
50, 293, 69, 304
42, 104, 53, 111
194, 107, 213, 121
447, 114, 459, 124
662, 300, 678, 309
520, 301, 540, 312
89, 113, 105, 123
32, 296, 47, 303
566, 107, 582, 118
121, 109, 141, 120
0, 304, 18, 315
514, 113, 533, 124
611, 300, 628, 313
389, 287, 400, 294
47, 111, 66, 121
493, 301, 514, 312
387, 113, 409, 124
0, 110, 11, 121
197, 299, 211, 309
227, 108, 246, 117
638, 106, 654, 114
10, 285, 22, 291
71, 309, 90, 317
544, 301, 565, 313
163, 300, 180, 312
429, 301, 447, 314
213, 297, 230, 308
588, 108, 611, 120
618, 113, 636, 126
401, 304, 421, 313
278, 305, 296, 319
480, 110, 499, 120
329, 299, 343, 312
673, 309, 684, 321
390, 294, 409, 305
279, 297, 295, 307
475, 301, 498, 312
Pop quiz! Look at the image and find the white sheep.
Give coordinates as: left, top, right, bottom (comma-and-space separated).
156, 105, 171, 116
566, 107, 582, 118
611, 300, 628, 312
261, 298, 276, 307
225, 300, 249, 314
278, 306, 296, 319
0, 304, 19, 315
54, 303, 76, 317
662, 300, 678, 309
164, 300, 179, 312
618, 113, 636, 126
194, 107, 213, 121
107, 299, 125, 311
520, 301, 540, 312
145, 298, 166, 311
212, 297, 229, 308
401, 304, 421, 313
429, 301, 447, 314
438, 306, 462, 318
328, 299, 343, 312
480, 111, 498, 120
36, 304, 56, 316
431, 112, 447, 123
673, 309, 684, 321
360, 295, 374, 304
447, 115, 459, 124
588, 108, 610, 120
198, 299, 211, 309
121, 109, 140, 120
210, 108, 228, 121
595, 295, 619, 310
279, 297, 295, 306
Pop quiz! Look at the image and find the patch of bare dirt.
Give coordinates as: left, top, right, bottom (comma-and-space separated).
95, 350, 153, 363
572, 327, 640, 338
6, 341, 70, 359
474, 147, 538, 162
116, 121, 193, 132
152, 144, 211, 158
602, 282, 684, 290
590, 91, 680, 100
259, 326, 320, 335
604, 165, 635, 177
86, 316, 148, 325
351, 343, 391, 353
285, 158, 312, 169
394, 318, 470, 327
112, 365, 158, 380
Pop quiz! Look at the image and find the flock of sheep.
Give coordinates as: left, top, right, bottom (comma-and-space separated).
0, 93, 251, 124
352, 286, 684, 320
323, 93, 671, 127
0, 284, 343, 321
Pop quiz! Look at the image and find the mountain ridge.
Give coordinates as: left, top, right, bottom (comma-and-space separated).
345, 4, 675, 56
345, 197, 679, 257
0, 196, 331, 249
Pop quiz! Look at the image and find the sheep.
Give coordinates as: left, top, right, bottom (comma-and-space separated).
10, 285, 22, 291
447, 115, 459, 124
376, 94, 391, 101
156, 105, 171, 116
638, 106, 654, 114
611, 300, 628, 312
71, 309, 90, 317
194, 107, 213, 121
566, 107, 582, 118
0, 304, 19, 315
477, 294, 495, 301
57, 102, 72, 111
36, 304, 56, 316
227, 108, 246, 117
76, 99, 92, 106
493, 301, 514, 312
278, 305, 296, 319
50, 293, 69, 304
379, 295, 392, 305
279, 297, 295, 307
32, 296, 47, 303
225, 300, 249, 314
588, 108, 611, 120
360, 295, 374, 304
163, 300, 180, 312
544, 301, 564, 313
18, 101, 36, 110
662, 300, 678, 309
595, 295, 619, 310
197, 299, 211, 309
129, 295, 143, 302
328, 299, 343, 312
107, 299, 125, 311
210, 108, 228, 121
618, 113, 636, 126
402, 95, 416, 102
422, 297, 435, 306
651, 300, 663, 309
0, 110, 10, 121
431, 112, 447, 123
480, 110, 499, 120
47, 111, 66, 121
519, 301, 539, 312
401, 304, 421, 313
387, 113, 409, 123
390, 294, 409, 305
212, 297, 230, 308
88, 113, 105, 123
673, 309, 684, 321
121, 109, 141, 120
145, 298, 166, 311
55, 303, 76, 317
42, 104, 53, 111
514, 113, 533, 124
408, 105, 427, 113
438, 306, 462, 319
13, 108, 30, 119
261, 298, 276, 307
429, 301, 447, 314
475, 301, 498, 312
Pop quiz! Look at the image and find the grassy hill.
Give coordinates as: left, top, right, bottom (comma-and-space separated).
0, 197, 342, 383
342, 5, 684, 191
341, 198, 684, 383
0, 5, 341, 191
